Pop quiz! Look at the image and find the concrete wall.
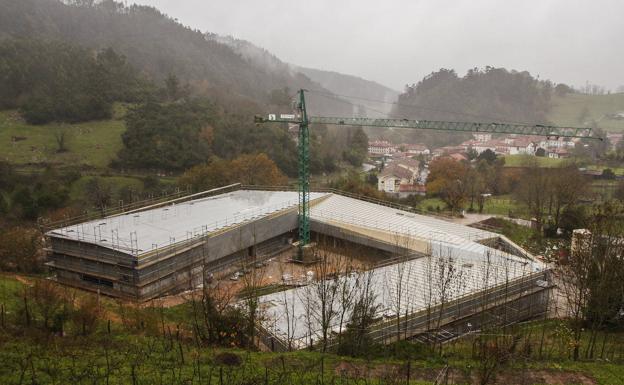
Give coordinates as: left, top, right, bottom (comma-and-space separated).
48, 208, 299, 301
310, 219, 417, 256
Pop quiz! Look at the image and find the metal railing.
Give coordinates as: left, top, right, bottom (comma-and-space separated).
41, 184, 242, 232
241, 184, 455, 220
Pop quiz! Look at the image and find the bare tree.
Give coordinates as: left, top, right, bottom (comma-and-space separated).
239, 226, 267, 349
309, 247, 341, 352
336, 252, 357, 346
53, 127, 70, 153
337, 267, 379, 357
547, 165, 589, 229
514, 159, 549, 232
386, 231, 415, 345
432, 246, 461, 354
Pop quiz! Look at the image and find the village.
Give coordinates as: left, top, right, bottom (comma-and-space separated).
369, 131, 624, 198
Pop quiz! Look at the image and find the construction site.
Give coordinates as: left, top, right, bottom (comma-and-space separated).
43, 89, 602, 350
45, 183, 552, 350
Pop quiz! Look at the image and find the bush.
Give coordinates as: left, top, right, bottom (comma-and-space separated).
214, 352, 242, 366
0, 227, 43, 273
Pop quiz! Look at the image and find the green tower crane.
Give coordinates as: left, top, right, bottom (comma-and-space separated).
255, 89, 601, 259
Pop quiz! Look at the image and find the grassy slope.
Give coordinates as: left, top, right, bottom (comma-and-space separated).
2, 275, 624, 384
69, 175, 145, 201
0, 110, 125, 169
548, 93, 624, 132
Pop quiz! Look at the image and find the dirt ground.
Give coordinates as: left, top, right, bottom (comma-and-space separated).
148, 245, 379, 308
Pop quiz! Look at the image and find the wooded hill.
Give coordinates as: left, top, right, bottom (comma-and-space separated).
0, 0, 391, 117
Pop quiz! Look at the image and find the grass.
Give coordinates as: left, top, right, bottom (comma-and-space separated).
503, 154, 567, 168
69, 175, 145, 201
548, 93, 624, 132
585, 164, 624, 175
0, 274, 24, 310
417, 195, 526, 218
481, 195, 525, 217
0, 109, 125, 169
417, 197, 446, 213
2, 274, 624, 384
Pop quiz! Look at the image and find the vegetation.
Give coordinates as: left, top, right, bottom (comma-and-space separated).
503, 155, 566, 168
0, 39, 150, 124
426, 155, 508, 214
392, 67, 554, 147
549, 92, 624, 132
116, 100, 215, 171
0, 110, 125, 169
514, 161, 589, 231
0, 0, 352, 117
0, 162, 74, 221
178, 154, 288, 191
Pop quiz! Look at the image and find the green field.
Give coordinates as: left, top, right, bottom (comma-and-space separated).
69, 175, 146, 201
548, 93, 624, 132
503, 154, 567, 168
418, 195, 526, 218
0, 110, 125, 169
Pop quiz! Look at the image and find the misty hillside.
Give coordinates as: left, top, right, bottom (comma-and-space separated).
375, 67, 558, 148
297, 67, 399, 117
210, 35, 399, 117
0, 0, 354, 116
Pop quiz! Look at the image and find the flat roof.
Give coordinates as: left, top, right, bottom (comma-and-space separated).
47, 188, 525, 263
260, 252, 545, 349
47, 190, 325, 256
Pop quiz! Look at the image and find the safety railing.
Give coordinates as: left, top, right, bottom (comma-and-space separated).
41, 183, 242, 232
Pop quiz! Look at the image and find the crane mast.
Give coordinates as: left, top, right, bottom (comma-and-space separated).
255, 89, 601, 260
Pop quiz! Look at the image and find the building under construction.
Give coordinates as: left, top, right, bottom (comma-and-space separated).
46, 184, 551, 348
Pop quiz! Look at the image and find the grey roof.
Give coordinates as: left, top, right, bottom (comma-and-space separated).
260, 251, 544, 349
47, 190, 325, 256
48, 188, 529, 266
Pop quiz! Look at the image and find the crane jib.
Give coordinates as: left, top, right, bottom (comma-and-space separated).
255, 115, 599, 140
254, 89, 602, 262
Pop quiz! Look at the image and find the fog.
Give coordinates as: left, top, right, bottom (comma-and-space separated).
131, 0, 622, 92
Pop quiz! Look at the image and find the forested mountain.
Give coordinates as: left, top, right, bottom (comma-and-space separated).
0, 0, 352, 116
395, 67, 552, 123
386, 67, 555, 147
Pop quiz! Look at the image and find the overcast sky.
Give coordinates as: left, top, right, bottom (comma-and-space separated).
131, 0, 623, 92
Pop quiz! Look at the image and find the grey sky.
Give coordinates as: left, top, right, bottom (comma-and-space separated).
131, 0, 623, 92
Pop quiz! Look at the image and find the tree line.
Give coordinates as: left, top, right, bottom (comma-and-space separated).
391, 67, 564, 148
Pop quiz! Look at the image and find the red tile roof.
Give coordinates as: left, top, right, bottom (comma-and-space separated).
379, 164, 414, 180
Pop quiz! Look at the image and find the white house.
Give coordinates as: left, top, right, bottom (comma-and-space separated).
401, 143, 430, 156
368, 140, 397, 155
473, 133, 492, 143
377, 164, 415, 193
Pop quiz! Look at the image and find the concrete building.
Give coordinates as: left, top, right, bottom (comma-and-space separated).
46, 185, 550, 351
258, 193, 550, 350
401, 143, 430, 156
46, 186, 308, 300
368, 140, 397, 155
